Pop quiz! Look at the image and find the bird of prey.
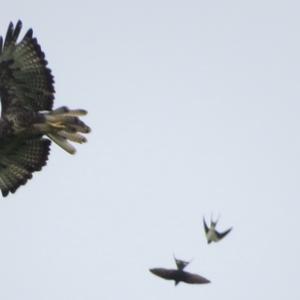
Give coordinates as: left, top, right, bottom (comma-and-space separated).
0, 20, 90, 196
149, 256, 210, 286
203, 216, 232, 244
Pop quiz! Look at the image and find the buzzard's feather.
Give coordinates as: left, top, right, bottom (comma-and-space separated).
0, 21, 90, 197
0, 20, 54, 114
0, 138, 50, 196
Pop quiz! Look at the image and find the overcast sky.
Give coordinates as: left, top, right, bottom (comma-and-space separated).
0, 0, 299, 299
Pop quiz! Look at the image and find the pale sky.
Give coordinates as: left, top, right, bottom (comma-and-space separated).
0, 1, 299, 299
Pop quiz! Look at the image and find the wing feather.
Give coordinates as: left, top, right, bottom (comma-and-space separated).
0, 138, 51, 196
11, 21, 22, 45
0, 20, 54, 114
0, 37, 3, 55
3, 22, 14, 50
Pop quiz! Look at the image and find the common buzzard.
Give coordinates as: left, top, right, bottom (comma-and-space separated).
0, 21, 90, 196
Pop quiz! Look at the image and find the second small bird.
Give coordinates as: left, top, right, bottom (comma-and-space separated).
203, 216, 232, 244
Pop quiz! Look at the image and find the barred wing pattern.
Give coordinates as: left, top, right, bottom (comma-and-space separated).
0, 138, 50, 196
0, 21, 90, 197
0, 20, 54, 114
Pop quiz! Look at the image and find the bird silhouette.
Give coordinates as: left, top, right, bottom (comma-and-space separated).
203, 215, 232, 244
149, 256, 210, 286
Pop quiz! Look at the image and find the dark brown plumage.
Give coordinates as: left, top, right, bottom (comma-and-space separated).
149, 257, 210, 286
0, 21, 90, 196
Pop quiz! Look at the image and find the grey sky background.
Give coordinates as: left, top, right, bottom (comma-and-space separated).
0, 0, 299, 299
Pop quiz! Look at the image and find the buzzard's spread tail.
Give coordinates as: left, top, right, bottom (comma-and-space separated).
0, 138, 50, 196
34, 106, 90, 154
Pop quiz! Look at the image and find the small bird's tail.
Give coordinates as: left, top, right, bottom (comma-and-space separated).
35, 106, 91, 154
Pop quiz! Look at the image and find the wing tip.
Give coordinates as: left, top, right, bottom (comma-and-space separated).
24, 28, 33, 39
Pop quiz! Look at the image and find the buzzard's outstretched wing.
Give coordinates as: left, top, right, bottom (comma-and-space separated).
0, 21, 90, 197
0, 20, 54, 115
0, 21, 54, 196
0, 138, 50, 196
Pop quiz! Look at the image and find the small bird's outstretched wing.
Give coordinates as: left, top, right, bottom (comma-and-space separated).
0, 20, 55, 115
182, 271, 211, 284
216, 227, 232, 240
203, 217, 209, 234
149, 268, 178, 281
0, 138, 50, 196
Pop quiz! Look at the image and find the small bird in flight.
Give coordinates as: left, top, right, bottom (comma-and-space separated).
203, 215, 232, 244
149, 256, 210, 286
0, 21, 90, 196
